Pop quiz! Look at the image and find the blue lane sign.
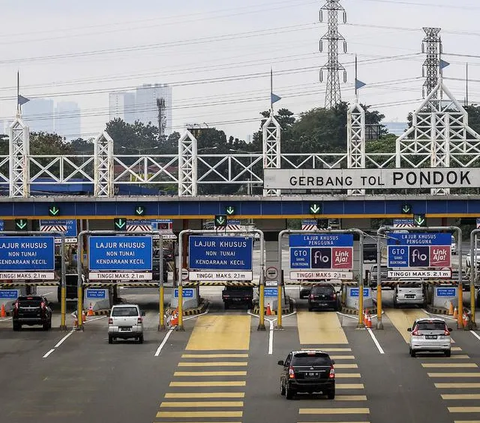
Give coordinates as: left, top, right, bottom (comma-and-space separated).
0, 289, 19, 299
86, 289, 106, 299
387, 232, 451, 246
436, 287, 456, 297
349, 288, 371, 298
189, 236, 253, 270
0, 236, 55, 271
174, 288, 194, 298
289, 234, 354, 247
264, 287, 278, 297
88, 236, 153, 271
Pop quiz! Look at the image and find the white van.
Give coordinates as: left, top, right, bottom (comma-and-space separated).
108, 304, 145, 344
394, 280, 425, 308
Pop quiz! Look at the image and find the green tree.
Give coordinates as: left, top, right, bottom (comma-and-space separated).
70, 137, 94, 154
106, 118, 160, 154
30, 132, 74, 155
465, 105, 480, 134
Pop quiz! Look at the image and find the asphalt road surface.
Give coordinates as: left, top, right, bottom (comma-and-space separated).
2, 288, 480, 423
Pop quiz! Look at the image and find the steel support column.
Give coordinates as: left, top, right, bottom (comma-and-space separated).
8, 116, 30, 198
93, 131, 114, 197
178, 130, 197, 197
347, 100, 365, 196
262, 112, 281, 197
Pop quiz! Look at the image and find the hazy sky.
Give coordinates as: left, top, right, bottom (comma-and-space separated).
1, 0, 479, 140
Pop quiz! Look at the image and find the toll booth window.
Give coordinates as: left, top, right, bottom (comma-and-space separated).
112, 307, 138, 317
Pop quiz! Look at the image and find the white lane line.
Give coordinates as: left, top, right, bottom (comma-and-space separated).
367, 327, 385, 354
155, 328, 174, 357
85, 315, 107, 323
54, 330, 75, 348
470, 330, 480, 342
268, 318, 275, 355
43, 349, 55, 358
0, 317, 12, 322
337, 311, 358, 320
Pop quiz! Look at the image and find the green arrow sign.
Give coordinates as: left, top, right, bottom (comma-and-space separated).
215, 214, 227, 227
15, 219, 28, 231
135, 206, 146, 216
401, 203, 412, 214
225, 206, 236, 216
414, 214, 426, 227
309, 203, 322, 214
49, 205, 60, 216
114, 217, 127, 230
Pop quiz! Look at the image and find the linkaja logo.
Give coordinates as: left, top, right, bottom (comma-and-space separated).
311, 248, 331, 269
430, 246, 451, 267
409, 246, 429, 267
332, 247, 352, 269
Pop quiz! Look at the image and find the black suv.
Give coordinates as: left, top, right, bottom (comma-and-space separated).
308, 284, 340, 311
12, 295, 52, 331
278, 350, 335, 399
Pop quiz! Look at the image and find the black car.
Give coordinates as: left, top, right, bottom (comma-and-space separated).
308, 284, 341, 311
278, 350, 335, 399
12, 295, 52, 331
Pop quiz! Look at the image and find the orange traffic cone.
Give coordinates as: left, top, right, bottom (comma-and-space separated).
453, 307, 458, 319
74, 313, 78, 328
0, 304, 6, 318
170, 307, 179, 326
448, 302, 454, 316
266, 303, 272, 316
87, 303, 94, 317
366, 313, 372, 329
82, 310, 87, 323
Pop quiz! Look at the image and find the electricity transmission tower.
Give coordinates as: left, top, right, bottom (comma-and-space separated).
422, 27, 442, 99
319, 0, 347, 108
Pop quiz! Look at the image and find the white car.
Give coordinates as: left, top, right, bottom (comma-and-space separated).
393, 280, 425, 308
108, 304, 145, 344
466, 252, 480, 269
408, 317, 452, 357
451, 236, 457, 255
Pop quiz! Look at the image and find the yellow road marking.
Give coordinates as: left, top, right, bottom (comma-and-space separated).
160, 401, 243, 408
302, 348, 352, 352
174, 371, 247, 377
335, 395, 367, 401
385, 309, 428, 343
336, 384, 364, 389
443, 394, 480, 400
298, 422, 370, 423
335, 364, 358, 369
449, 408, 480, 413
156, 411, 243, 418
335, 373, 361, 378
454, 421, 480, 423
436, 383, 480, 388
330, 355, 355, 360
298, 311, 348, 345
182, 354, 249, 358
170, 381, 246, 387
422, 354, 470, 359
178, 362, 248, 367
453, 347, 463, 351
423, 363, 478, 368
299, 408, 370, 415
165, 393, 245, 398
186, 315, 251, 351
429, 373, 480, 378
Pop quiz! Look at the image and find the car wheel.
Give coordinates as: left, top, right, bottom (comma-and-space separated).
445, 349, 451, 357
139, 335, 144, 344
43, 323, 50, 331
285, 384, 294, 400
308, 306, 313, 312
13, 323, 20, 331
108, 335, 113, 344
393, 299, 398, 309
280, 380, 285, 396
224, 302, 230, 310
410, 348, 416, 357
327, 389, 335, 399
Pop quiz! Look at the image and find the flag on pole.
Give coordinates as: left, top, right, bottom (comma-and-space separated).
440, 59, 450, 70
355, 79, 366, 90
18, 95, 30, 106
271, 93, 281, 104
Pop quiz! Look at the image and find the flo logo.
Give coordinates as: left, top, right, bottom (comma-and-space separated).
430, 246, 451, 267
311, 248, 331, 269
409, 246, 429, 267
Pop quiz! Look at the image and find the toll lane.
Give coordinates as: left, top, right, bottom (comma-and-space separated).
385, 309, 429, 342
297, 311, 348, 345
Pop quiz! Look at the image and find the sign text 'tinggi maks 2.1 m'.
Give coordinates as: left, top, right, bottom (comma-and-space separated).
387, 232, 451, 278
289, 234, 354, 280
188, 236, 253, 280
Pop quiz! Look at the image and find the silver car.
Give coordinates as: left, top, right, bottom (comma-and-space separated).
394, 281, 425, 308
108, 304, 145, 344
408, 318, 452, 357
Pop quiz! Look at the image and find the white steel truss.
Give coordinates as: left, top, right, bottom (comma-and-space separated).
8, 116, 29, 198
262, 112, 281, 196
396, 81, 480, 195
347, 100, 366, 195
178, 130, 197, 197
93, 131, 114, 197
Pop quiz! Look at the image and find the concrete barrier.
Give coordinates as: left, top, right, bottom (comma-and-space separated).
170, 287, 199, 309
345, 286, 374, 310
0, 288, 23, 313
84, 288, 111, 312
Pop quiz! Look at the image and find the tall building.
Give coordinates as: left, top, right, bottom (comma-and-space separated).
135, 84, 172, 135
22, 99, 55, 133
109, 91, 135, 124
55, 101, 81, 140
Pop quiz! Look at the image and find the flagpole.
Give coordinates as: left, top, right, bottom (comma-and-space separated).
16, 71, 20, 115
354, 55, 358, 100
270, 68, 273, 112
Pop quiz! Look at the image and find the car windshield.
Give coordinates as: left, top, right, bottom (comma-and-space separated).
112, 307, 138, 317
292, 354, 331, 366
416, 321, 446, 331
